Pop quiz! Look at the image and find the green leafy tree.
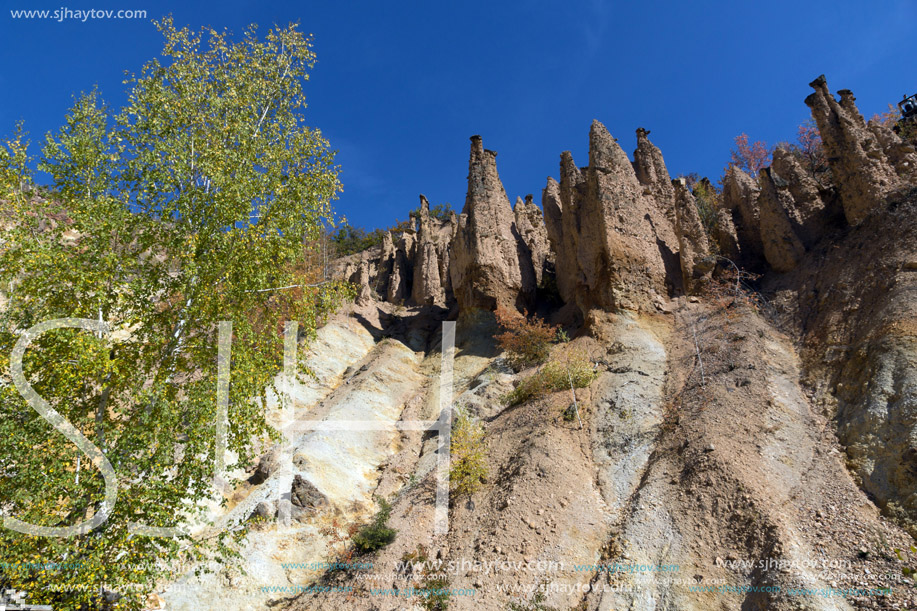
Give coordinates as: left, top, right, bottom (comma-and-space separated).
331, 223, 386, 255
0, 18, 351, 610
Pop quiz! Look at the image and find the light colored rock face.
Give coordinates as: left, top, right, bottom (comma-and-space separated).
722, 166, 764, 269
586, 308, 878, 611
264, 317, 378, 419
449, 136, 533, 311
548, 121, 681, 313
839, 337, 917, 518
161, 316, 404, 611
289, 340, 422, 505
673, 178, 712, 293
590, 312, 668, 519
757, 168, 807, 273
513, 195, 552, 286
633, 126, 676, 221
805, 76, 902, 226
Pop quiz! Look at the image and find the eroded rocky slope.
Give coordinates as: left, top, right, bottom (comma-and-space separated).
157, 76, 917, 611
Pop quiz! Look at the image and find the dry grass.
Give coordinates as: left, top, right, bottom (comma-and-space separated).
503, 348, 595, 407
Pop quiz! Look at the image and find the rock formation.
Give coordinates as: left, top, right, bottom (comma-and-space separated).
540, 155, 582, 305
545, 121, 681, 313
411, 195, 444, 305
805, 75, 903, 226
769, 147, 838, 248
633, 127, 676, 221
721, 166, 764, 269
672, 178, 713, 292
332, 77, 916, 330
356, 252, 372, 305
756, 167, 806, 273
371, 230, 395, 296
513, 195, 552, 286
385, 250, 407, 303
868, 118, 917, 183
169, 75, 917, 611
290, 474, 328, 518
713, 207, 741, 264
449, 136, 535, 311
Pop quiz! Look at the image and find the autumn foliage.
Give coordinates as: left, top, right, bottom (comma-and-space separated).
795, 122, 823, 163
871, 103, 902, 129
729, 133, 771, 176
494, 307, 559, 370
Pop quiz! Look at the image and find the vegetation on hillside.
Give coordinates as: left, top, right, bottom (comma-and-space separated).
0, 18, 351, 610
503, 349, 595, 408
729, 132, 771, 176
351, 498, 397, 554
449, 407, 488, 497
494, 307, 559, 371
686, 118, 831, 247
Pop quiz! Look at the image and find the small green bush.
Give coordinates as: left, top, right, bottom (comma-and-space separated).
449, 408, 488, 497
503, 351, 595, 407
351, 498, 397, 553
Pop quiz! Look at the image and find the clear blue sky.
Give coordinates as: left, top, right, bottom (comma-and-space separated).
2, 0, 914, 230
